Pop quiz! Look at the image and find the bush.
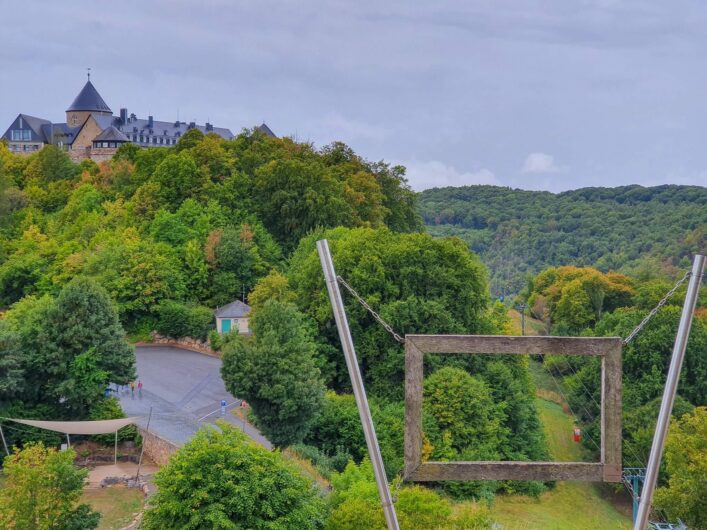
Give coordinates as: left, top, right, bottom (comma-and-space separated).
155, 300, 213, 340
326, 460, 493, 530
141, 422, 326, 529
89, 397, 140, 445
207, 329, 222, 351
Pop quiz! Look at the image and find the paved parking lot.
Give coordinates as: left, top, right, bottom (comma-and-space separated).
119, 346, 271, 449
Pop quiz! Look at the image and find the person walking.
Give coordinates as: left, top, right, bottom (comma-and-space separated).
130, 381, 136, 398
138, 380, 143, 398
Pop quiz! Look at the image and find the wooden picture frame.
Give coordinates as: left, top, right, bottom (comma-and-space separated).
404, 335, 622, 482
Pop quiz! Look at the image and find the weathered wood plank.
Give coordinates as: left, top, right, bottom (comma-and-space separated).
601, 342, 623, 482
404, 340, 424, 478
409, 462, 605, 482
406, 335, 622, 356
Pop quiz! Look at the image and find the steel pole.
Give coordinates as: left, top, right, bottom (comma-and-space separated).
317, 239, 401, 530
135, 406, 153, 483
0, 424, 9, 456
634, 254, 705, 530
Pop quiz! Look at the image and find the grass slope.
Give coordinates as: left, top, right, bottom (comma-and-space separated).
82, 486, 144, 530
491, 315, 631, 529
491, 397, 631, 529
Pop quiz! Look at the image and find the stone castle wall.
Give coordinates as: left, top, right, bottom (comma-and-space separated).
68, 146, 118, 163
138, 427, 178, 466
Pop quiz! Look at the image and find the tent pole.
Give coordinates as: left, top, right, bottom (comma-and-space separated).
66, 433, 70, 448
114, 430, 118, 465
0, 424, 9, 456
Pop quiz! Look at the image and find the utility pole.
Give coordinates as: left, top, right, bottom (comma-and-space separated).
634, 254, 705, 530
317, 239, 400, 530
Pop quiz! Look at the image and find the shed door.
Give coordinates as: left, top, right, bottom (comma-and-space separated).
221, 319, 231, 333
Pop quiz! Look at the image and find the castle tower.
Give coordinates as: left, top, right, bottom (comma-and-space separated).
65, 78, 112, 127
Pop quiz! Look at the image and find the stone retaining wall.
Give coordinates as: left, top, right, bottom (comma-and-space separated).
138, 332, 220, 357
138, 427, 178, 466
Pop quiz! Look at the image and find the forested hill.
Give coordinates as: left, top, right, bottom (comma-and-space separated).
419, 184, 707, 296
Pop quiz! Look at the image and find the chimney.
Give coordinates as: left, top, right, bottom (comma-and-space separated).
148, 115, 154, 128
129, 113, 136, 122
188, 121, 196, 129
120, 108, 128, 125
205, 122, 213, 132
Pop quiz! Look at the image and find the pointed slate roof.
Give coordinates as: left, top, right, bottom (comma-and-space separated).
257, 123, 276, 137
66, 81, 112, 113
1, 114, 50, 142
93, 126, 129, 142
215, 300, 251, 319
40, 123, 81, 145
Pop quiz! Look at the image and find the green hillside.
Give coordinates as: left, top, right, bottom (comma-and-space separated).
419, 185, 706, 297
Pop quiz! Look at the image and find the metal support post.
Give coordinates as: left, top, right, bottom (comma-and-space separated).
135, 406, 153, 483
66, 433, 70, 448
632, 476, 640, 525
317, 239, 401, 530
634, 254, 705, 530
114, 430, 118, 465
0, 424, 9, 456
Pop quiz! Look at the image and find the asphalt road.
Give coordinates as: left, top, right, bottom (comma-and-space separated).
118, 346, 271, 449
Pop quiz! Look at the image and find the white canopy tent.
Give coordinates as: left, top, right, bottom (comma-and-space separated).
1, 417, 143, 464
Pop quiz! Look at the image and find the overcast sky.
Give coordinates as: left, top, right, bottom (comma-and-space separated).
1, 0, 706, 192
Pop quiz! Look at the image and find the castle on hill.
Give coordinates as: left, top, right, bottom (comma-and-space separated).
2, 75, 275, 162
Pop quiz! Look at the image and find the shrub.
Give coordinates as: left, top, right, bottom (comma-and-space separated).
207, 329, 222, 351
89, 397, 140, 445
155, 300, 213, 340
141, 422, 326, 529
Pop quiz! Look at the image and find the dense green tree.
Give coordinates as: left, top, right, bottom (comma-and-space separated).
221, 300, 325, 446
82, 229, 186, 320
0, 321, 23, 401
655, 408, 707, 529
0, 443, 100, 530
304, 392, 404, 478
251, 158, 351, 250
36, 277, 135, 415
174, 127, 205, 152
526, 266, 635, 333
286, 227, 491, 392
141, 422, 326, 530
23, 145, 79, 184
421, 185, 706, 296
424, 367, 507, 458
151, 151, 204, 207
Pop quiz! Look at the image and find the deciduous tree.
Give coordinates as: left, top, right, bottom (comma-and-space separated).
221, 300, 325, 446
0, 443, 100, 530
141, 422, 326, 530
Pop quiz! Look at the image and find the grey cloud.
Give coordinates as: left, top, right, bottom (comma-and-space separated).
1, 0, 705, 192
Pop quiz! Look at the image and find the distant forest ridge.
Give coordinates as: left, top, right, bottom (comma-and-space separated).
418, 184, 707, 297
